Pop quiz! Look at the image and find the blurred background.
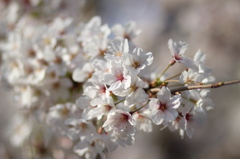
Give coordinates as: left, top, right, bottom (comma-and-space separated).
1, 0, 240, 159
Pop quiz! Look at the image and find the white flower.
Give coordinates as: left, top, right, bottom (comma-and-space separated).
79, 16, 110, 43
47, 103, 78, 124
7, 114, 32, 147
193, 49, 209, 73
62, 44, 86, 69
132, 111, 152, 133
65, 119, 96, 140
39, 33, 57, 49
16, 85, 41, 108
88, 59, 111, 85
74, 135, 106, 159
179, 68, 201, 85
102, 61, 131, 91
46, 103, 80, 134
83, 82, 109, 99
193, 49, 215, 83
3, 2, 19, 27
86, 96, 115, 119
178, 103, 206, 138
103, 109, 135, 135
168, 39, 196, 69
105, 39, 129, 61
168, 39, 187, 60
187, 89, 214, 111
73, 62, 95, 82
103, 132, 119, 152
108, 130, 135, 148
113, 75, 148, 108
123, 47, 153, 75
112, 21, 141, 40
41, 46, 67, 75
48, 17, 73, 37
84, 38, 108, 59
76, 96, 91, 109
1, 59, 24, 85
44, 77, 73, 101
149, 86, 181, 125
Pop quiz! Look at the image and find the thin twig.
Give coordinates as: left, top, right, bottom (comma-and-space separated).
170, 79, 240, 93
158, 64, 171, 79
168, 84, 184, 87
164, 72, 182, 81
165, 80, 179, 83
158, 60, 176, 80
150, 79, 240, 93
114, 99, 125, 105
130, 100, 150, 114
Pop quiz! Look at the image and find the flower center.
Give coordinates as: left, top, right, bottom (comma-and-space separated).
124, 33, 130, 40
99, 49, 107, 56
174, 54, 182, 61
78, 122, 87, 129
175, 116, 181, 122
48, 71, 56, 79
159, 102, 166, 111
130, 85, 137, 92
54, 56, 62, 64
88, 71, 93, 79
100, 86, 106, 94
115, 52, 122, 57
116, 73, 124, 82
132, 61, 140, 69
61, 106, 70, 115
120, 113, 129, 122
52, 82, 60, 89
104, 105, 112, 112
185, 77, 195, 85
28, 49, 36, 58
186, 113, 193, 121
10, 61, 19, 68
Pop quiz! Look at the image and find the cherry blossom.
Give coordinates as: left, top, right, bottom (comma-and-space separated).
102, 61, 131, 91
149, 86, 182, 125
86, 96, 115, 120
103, 109, 135, 136
105, 38, 129, 61
65, 119, 96, 140
178, 103, 206, 138
123, 47, 153, 75
112, 21, 141, 40
168, 39, 196, 69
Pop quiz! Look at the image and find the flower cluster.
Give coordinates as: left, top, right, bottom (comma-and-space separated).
0, 1, 218, 159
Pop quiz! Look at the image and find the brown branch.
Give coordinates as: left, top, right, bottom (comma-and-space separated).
170, 79, 240, 93
150, 79, 240, 93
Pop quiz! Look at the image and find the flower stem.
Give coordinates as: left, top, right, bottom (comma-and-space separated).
164, 72, 182, 81
115, 99, 125, 105
182, 96, 197, 104
158, 60, 175, 79
130, 100, 150, 114
158, 64, 171, 79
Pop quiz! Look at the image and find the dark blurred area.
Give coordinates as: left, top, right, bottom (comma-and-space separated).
1, 0, 240, 159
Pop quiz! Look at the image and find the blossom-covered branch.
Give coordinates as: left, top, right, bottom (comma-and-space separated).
0, 1, 239, 158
